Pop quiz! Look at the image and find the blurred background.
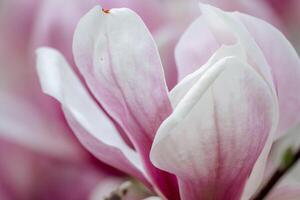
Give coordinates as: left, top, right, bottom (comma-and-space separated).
0, 0, 300, 199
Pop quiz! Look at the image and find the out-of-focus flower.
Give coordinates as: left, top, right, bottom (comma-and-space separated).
37, 2, 300, 200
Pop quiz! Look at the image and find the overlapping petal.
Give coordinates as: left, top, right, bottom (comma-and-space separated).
237, 13, 300, 138
36, 47, 144, 181
151, 57, 277, 200
176, 3, 300, 140
72, 6, 179, 199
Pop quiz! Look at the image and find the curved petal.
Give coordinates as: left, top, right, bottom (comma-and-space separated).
154, 26, 181, 90
72, 6, 178, 199
175, 15, 220, 80
199, 0, 282, 28
151, 57, 277, 200
176, 3, 300, 139
171, 42, 246, 108
36, 47, 145, 181
73, 6, 171, 147
100, 0, 165, 33
176, 3, 275, 94
236, 12, 300, 138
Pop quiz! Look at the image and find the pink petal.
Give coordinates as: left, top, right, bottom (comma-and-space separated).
176, 4, 275, 87
100, 0, 165, 33
171, 43, 246, 108
151, 57, 277, 200
0, 0, 87, 161
199, 0, 282, 29
176, 4, 300, 139
0, 94, 85, 161
36, 47, 145, 181
237, 12, 300, 138
0, 138, 117, 200
154, 26, 181, 90
72, 6, 179, 199
175, 16, 220, 81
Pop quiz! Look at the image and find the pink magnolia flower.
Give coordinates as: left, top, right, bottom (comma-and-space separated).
36, 2, 300, 200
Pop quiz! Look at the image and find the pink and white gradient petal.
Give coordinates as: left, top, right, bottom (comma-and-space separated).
151, 57, 277, 200
36, 47, 145, 181
72, 6, 179, 199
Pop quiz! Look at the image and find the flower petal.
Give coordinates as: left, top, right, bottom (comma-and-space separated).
0, 138, 114, 200
176, 3, 300, 139
176, 4, 274, 87
0, 93, 85, 161
237, 12, 300, 138
73, 6, 171, 147
171, 42, 246, 108
30, 0, 98, 64
36, 47, 144, 181
72, 6, 178, 199
151, 57, 277, 200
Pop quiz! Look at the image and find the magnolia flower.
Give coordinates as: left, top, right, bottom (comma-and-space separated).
36, 2, 300, 199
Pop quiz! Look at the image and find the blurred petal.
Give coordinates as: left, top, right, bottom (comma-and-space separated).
154, 26, 180, 90
31, 0, 98, 64
36, 47, 144, 180
199, 0, 281, 28
0, 0, 86, 161
0, 94, 85, 161
0, 139, 111, 200
266, 180, 300, 200
73, 6, 179, 199
151, 57, 277, 200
